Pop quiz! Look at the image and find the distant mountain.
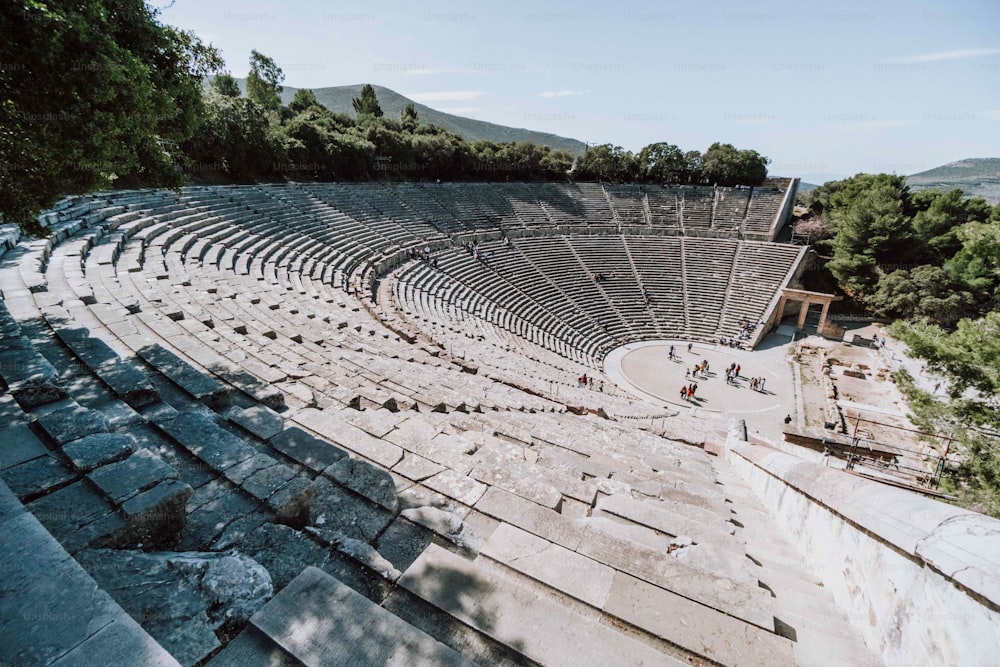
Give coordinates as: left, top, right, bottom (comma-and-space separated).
907, 158, 1000, 203
798, 182, 819, 192
227, 79, 587, 156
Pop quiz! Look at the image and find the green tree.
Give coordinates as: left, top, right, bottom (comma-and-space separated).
700, 143, 769, 186
287, 88, 320, 116
868, 266, 977, 323
911, 189, 992, 261
352, 84, 384, 119
826, 175, 913, 295
245, 50, 284, 111
638, 142, 685, 183
575, 144, 637, 182
893, 314, 1000, 516
210, 72, 241, 98
0, 0, 221, 229
185, 92, 285, 179
401, 103, 419, 132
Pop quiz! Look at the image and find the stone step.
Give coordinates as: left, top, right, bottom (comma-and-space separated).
136, 343, 230, 409
0, 480, 181, 667
398, 543, 688, 667
212, 565, 473, 667
475, 487, 772, 624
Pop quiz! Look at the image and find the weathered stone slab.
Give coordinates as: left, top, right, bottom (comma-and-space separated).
204, 625, 297, 667
392, 453, 445, 482
401, 506, 483, 553
375, 516, 434, 574
240, 462, 298, 504
399, 544, 685, 667
325, 457, 398, 512
0, 423, 48, 471
138, 344, 229, 409
576, 521, 774, 629
114, 479, 192, 547
58, 333, 160, 407
295, 408, 403, 468
250, 566, 472, 666
309, 477, 393, 542
474, 486, 583, 551
155, 411, 256, 472
76, 549, 272, 667
211, 364, 285, 410
63, 432, 136, 472
227, 404, 284, 440
0, 511, 180, 667
604, 571, 795, 666
49, 614, 182, 667
0, 348, 66, 407
269, 426, 347, 472
423, 469, 487, 507
25, 479, 119, 545
470, 460, 562, 510
35, 404, 109, 445
88, 448, 177, 505
595, 493, 742, 552
179, 490, 260, 551
482, 523, 615, 608
223, 453, 283, 487
0, 454, 75, 499
238, 523, 331, 591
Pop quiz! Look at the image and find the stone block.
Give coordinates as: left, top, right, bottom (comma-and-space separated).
156, 411, 256, 473
248, 566, 470, 666
264, 476, 314, 527
269, 426, 347, 472
0, 348, 66, 408
35, 404, 109, 445
138, 344, 229, 409
309, 478, 392, 543
227, 404, 284, 440
325, 457, 399, 512
25, 480, 118, 546
0, 454, 75, 499
0, 423, 48, 471
63, 432, 136, 472
88, 448, 177, 505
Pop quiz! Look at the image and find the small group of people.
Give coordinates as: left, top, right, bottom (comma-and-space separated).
679, 382, 698, 401
578, 373, 594, 389
749, 376, 767, 392
735, 318, 763, 342
685, 360, 709, 380
407, 246, 438, 268
724, 362, 742, 385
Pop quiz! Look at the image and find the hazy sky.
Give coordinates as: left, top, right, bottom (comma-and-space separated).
160, 0, 1000, 183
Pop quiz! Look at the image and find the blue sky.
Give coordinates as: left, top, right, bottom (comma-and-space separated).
160, 0, 1000, 183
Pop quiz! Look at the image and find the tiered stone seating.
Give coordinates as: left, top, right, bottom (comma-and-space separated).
0, 183, 896, 666
605, 184, 648, 226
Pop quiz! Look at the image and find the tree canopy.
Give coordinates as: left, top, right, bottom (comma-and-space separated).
0, 0, 222, 229
245, 50, 284, 111
352, 84, 384, 119
574, 141, 767, 186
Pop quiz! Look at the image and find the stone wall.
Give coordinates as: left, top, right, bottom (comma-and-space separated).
725, 437, 1000, 667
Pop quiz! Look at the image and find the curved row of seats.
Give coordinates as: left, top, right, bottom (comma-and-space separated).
393, 235, 805, 366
